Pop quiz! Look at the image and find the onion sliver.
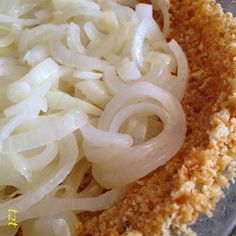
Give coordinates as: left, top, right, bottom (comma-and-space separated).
11, 187, 128, 223
2, 109, 88, 153
81, 124, 133, 147
27, 143, 58, 171
0, 134, 78, 225
84, 82, 186, 188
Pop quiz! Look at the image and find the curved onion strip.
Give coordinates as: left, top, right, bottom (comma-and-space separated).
153, 0, 170, 36
49, 28, 108, 71
86, 82, 186, 188
52, 0, 100, 11
84, 102, 169, 163
2, 109, 88, 153
168, 39, 188, 100
21, 212, 79, 236
132, 18, 164, 72
27, 143, 58, 171
9, 187, 128, 223
18, 24, 55, 56
0, 24, 21, 48
23, 44, 50, 67
0, 161, 26, 188
4, 80, 51, 117
0, 57, 19, 65
62, 158, 91, 196
53, 6, 102, 24
0, 14, 49, 27
46, 90, 102, 116
103, 66, 127, 95
0, 110, 38, 152
0, 65, 28, 77
67, 23, 86, 54
84, 21, 105, 41
81, 124, 133, 147
0, 134, 78, 224
7, 58, 59, 103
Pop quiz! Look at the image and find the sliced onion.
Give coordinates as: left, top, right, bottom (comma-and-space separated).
81, 124, 133, 147
52, 6, 102, 24
73, 70, 102, 80
76, 80, 111, 108
11, 187, 128, 223
0, 134, 78, 225
0, 13, 49, 27
152, 0, 170, 36
62, 158, 91, 196
22, 212, 79, 236
23, 44, 50, 67
0, 24, 21, 48
27, 143, 58, 171
67, 23, 86, 54
167, 39, 189, 100
49, 28, 108, 71
103, 66, 127, 95
84, 82, 187, 188
116, 57, 141, 81
135, 3, 153, 20
84, 21, 105, 41
18, 24, 55, 57
132, 18, 164, 72
46, 90, 102, 116
4, 80, 52, 117
0, 110, 38, 152
7, 58, 59, 103
2, 109, 88, 153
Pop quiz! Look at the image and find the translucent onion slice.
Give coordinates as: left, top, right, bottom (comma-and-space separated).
49, 28, 108, 71
46, 90, 102, 116
0, 24, 21, 48
2, 109, 88, 153
52, 6, 102, 24
76, 80, 111, 108
132, 18, 164, 72
67, 23, 86, 54
116, 57, 141, 81
62, 158, 91, 196
0, 154, 26, 188
85, 82, 186, 188
12, 187, 128, 222
0, 13, 49, 27
103, 66, 127, 95
52, 0, 100, 11
73, 70, 102, 80
84, 21, 105, 41
135, 3, 153, 20
22, 212, 79, 236
18, 24, 55, 56
168, 39, 188, 100
23, 44, 50, 67
0, 110, 38, 152
81, 124, 133, 147
152, 0, 170, 36
27, 143, 58, 171
7, 57, 59, 103
4, 80, 52, 117
0, 134, 78, 225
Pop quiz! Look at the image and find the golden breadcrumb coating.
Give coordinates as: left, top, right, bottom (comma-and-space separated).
77, 0, 236, 235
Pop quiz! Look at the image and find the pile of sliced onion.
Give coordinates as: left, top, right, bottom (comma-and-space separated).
0, 0, 188, 235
